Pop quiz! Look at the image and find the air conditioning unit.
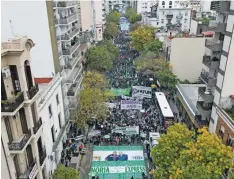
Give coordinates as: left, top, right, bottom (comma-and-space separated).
2, 66, 11, 79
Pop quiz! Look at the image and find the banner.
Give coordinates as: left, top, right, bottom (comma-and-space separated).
121, 95, 133, 100
121, 100, 142, 110
111, 88, 130, 96
112, 126, 139, 136
132, 86, 152, 98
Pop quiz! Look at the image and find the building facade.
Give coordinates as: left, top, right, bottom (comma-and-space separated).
195, 1, 234, 133
1, 37, 45, 179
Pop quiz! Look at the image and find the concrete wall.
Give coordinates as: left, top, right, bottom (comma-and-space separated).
190, 20, 198, 35
170, 37, 206, 82
80, 1, 93, 31
1, 1, 55, 78
1, 140, 11, 179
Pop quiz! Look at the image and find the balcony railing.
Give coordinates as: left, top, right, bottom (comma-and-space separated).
61, 28, 79, 41
27, 85, 39, 100
1, 92, 24, 113
39, 146, 47, 166
19, 158, 37, 179
202, 55, 219, 69
66, 66, 82, 83
196, 101, 212, 117
198, 87, 214, 103
33, 118, 42, 134
62, 40, 80, 55
58, 13, 77, 25
57, 1, 77, 7
200, 70, 217, 86
66, 53, 81, 69
210, 1, 230, 13
68, 101, 78, 109
8, 130, 31, 151
67, 75, 83, 96
208, 23, 227, 33
205, 39, 223, 52
166, 15, 173, 19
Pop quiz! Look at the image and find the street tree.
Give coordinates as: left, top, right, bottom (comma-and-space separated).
82, 71, 108, 89
98, 39, 119, 61
86, 46, 113, 71
125, 8, 141, 24
130, 25, 156, 51
130, 21, 142, 31
143, 39, 162, 56
106, 10, 120, 24
151, 124, 234, 179
53, 165, 80, 179
151, 123, 194, 179
104, 22, 119, 40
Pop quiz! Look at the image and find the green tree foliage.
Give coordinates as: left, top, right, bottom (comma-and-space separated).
130, 21, 142, 31
53, 165, 80, 179
98, 39, 119, 61
143, 39, 162, 56
125, 8, 142, 24
130, 25, 156, 51
104, 22, 119, 40
106, 10, 120, 24
151, 124, 234, 179
86, 46, 113, 71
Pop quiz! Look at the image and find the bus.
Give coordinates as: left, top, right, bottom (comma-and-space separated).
155, 92, 174, 129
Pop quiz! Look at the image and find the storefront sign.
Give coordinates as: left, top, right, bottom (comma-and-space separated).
121, 100, 142, 110
132, 86, 152, 98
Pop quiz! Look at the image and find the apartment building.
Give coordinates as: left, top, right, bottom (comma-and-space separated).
2, 0, 92, 123
36, 73, 67, 179
195, 1, 234, 133
1, 37, 45, 179
106, 0, 123, 14
142, 0, 192, 32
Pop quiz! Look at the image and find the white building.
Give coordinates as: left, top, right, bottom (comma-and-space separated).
36, 73, 68, 179
141, 0, 192, 32
194, 1, 234, 133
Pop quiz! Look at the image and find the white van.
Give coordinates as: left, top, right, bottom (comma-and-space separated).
149, 132, 160, 149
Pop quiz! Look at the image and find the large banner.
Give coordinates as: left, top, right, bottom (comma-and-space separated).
111, 88, 130, 96
105, 102, 117, 109
132, 86, 152, 98
112, 126, 139, 136
120, 100, 142, 110
89, 146, 146, 179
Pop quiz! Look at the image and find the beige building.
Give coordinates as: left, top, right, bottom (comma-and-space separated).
165, 36, 208, 82
1, 37, 45, 179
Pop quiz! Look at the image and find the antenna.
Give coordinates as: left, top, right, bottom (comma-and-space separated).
9, 20, 15, 37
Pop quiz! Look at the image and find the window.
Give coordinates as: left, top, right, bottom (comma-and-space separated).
56, 94, 59, 105
48, 105, 53, 118
219, 125, 225, 139
169, 1, 172, 5
169, 6, 172, 8
184, 18, 187, 23
4, 117, 13, 143
162, 11, 164, 15
185, 12, 188, 16
58, 113, 62, 128
161, 19, 164, 24
226, 135, 233, 147
157, 22, 159, 25
51, 126, 55, 143
162, 1, 165, 5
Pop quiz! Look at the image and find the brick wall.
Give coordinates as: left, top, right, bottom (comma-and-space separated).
215, 115, 234, 149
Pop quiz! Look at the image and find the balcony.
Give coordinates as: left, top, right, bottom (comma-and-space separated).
39, 146, 47, 166
196, 101, 212, 117
57, 1, 77, 8
198, 87, 214, 103
205, 39, 223, 52
61, 28, 79, 41
27, 85, 39, 100
202, 55, 219, 69
62, 39, 80, 55
66, 66, 82, 83
66, 53, 81, 69
67, 75, 83, 96
19, 158, 37, 179
166, 15, 173, 19
58, 13, 77, 25
200, 70, 217, 87
210, 1, 230, 13
208, 23, 227, 33
1, 92, 24, 113
33, 118, 42, 135
166, 22, 172, 27
8, 130, 32, 151
68, 101, 78, 109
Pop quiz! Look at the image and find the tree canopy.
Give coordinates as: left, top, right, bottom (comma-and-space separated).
143, 39, 162, 56
104, 22, 119, 40
106, 10, 120, 24
130, 25, 156, 51
98, 39, 119, 60
53, 165, 80, 179
86, 46, 113, 71
125, 8, 142, 24
151, 124, 234, 179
